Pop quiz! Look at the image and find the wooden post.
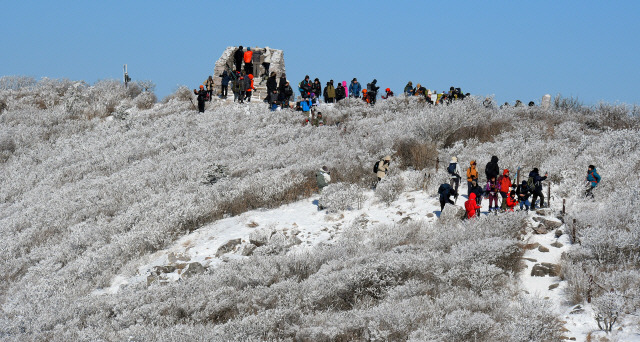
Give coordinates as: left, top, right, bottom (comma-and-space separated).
516, 167, 521, 185
436, 157, 439, 173
547, 181, 551, 208
562, 199, 566, 215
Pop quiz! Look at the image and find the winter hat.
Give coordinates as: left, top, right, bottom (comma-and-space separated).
322, 166, 328, 172
532, 168, 539, 173
503, 169, 509, 175
373, 79, 377, 83
199, 85, 204, 89
522, 180, 527, 186
383, 155, 391, 161
451, 157, 457, 162
470, 160, 476, 166
386, 88, 390, 92
469, 193, 476, 200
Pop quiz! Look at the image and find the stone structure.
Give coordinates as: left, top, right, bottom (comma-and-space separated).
211, 46, 286, 99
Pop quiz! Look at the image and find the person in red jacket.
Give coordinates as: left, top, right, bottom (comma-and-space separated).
505, 190, 518, 211
245, 74, 255, 102
465, 192, 482, 219
497, 169, 512, 210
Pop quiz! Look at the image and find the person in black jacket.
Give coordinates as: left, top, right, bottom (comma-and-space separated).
266, 72, 278, 102
335, 83, 345, 101
312, 78, 322, 102
516, 180, 532, 210
279, 81, 293, 108
234, 46, 244, 72
278, 73, 287, 93
219, 70, 230, 98
194, 85, 207, 113
368, 79, 380, 105
438, 183, 458, 211
485, 156, 500, 182
528, 168, 548, 209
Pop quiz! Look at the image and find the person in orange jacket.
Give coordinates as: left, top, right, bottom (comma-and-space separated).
497, 169, 512, 210
243, 47, 254, 75
465, 192, 482, 219
505, 190, 518, 211
466, 160, 479, 196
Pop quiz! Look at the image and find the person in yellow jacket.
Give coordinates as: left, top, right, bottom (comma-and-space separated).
376, 155, 391, 182
204, 76, 215, 102
466, 160, 479, 196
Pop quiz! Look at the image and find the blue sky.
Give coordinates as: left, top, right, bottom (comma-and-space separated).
1, 1, 638, 105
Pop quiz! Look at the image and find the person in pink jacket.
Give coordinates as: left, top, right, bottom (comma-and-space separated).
342, 81, 348, 99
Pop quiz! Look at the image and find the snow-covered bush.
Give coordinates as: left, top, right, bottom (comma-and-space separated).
134, 91, 157, 109
375, 175, 404, 205
319, 182, 365, 212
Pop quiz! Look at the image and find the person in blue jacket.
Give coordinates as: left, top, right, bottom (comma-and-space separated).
219, 70, 230, 98
585, 164, 601, 198
349, 78, 361, 98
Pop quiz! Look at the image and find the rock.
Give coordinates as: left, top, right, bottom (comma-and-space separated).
399, 216, 411, 224
549, 283, 560, 290
533, 224, 548, 235
246, 221, 259, 228
531, 263, 561, 277
538, 245, 550, 253
216, 238, 242, 257
426, 213, 435, 218
569, 305, 584, 314
551, 241, 564, 248
168, 252, 190, 263
521, 242, 540, 250
533, 217, 563, 230
535, 208, 553, 216
555, 229, 563, 238
523, 258, 538, 262
151, 265, 176, 275
439, 205, 466, 223
240, 243, 257, 256
182, 262, 206, 278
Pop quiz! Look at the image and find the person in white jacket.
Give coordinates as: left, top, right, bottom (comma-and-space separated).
261, 47, 272, 79
448, 156, 462, 196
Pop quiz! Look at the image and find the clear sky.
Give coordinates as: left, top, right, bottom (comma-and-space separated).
1, 1, 638, 106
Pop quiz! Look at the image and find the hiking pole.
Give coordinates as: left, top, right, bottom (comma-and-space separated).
189, 98, 197, 111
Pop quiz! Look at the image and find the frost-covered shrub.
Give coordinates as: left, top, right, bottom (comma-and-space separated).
134, 91, 157, 109
319, 182, 365, 212
394, 139, 438, 170
375, 175, 404, 205
162, 85, 192, 103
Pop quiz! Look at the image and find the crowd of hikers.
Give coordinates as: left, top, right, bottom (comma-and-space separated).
361, 155, 601, 220
192, 45, 479, 114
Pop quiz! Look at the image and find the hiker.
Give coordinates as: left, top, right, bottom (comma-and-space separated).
485, 176, 499, 212
362, 89, 369, 103
585, 164, 601, 198
193, 85, 207, 113
438, 183, 457, 211
312, 78, 322, 102
466, 160, 479, 196
506, 190, 518, 211
381, 88, 394, 99
219, 71, 230, 99
469, 180, 484, 216
375, 156, 391, 182
268, 89, 279, 111
316, 166, 331, 192
528, 168, 548, 209
251, 48, 262, 78
233, 74, 245, 102
301, 97, 312, 117
515, 100, 523, 107
447, 156, 462, 196
299, 75, 312, 98
261, 47, 272, 78
313, 112, 325, 126
497, 169, 512, 211
243, 47, 253, 76
266, 72, 278, 101
465, 193, 482, 219
516, 180, 532, 210
349, 78, 361, 98
323, 80, 336, 103
404, 82, 414, 96
244, 74, 255, 102
483, 97, 493, 108
367, 79, 380, 105
204, 76, 215, 101
335, 82, 345, 101
528, 101, 535, 107
279, 81, 293, 108
234, 46, 244, 72
485, 156, 500, 183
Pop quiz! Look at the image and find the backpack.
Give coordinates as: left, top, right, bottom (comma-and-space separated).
447, 163, 457, 175
527, 176, 535, 189
373, 161, 379, 173
438, 183, 451, 199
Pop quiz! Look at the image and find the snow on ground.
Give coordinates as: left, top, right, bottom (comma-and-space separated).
519, 214, 640, 341
96, 182, 640, 340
